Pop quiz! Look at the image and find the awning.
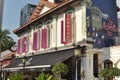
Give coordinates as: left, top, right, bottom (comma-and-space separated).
4, 49, 74, 71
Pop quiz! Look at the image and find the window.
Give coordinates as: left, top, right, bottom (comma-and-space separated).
104, 60, 113, 69
104, 60, 113, 80
93, 54, 98, 77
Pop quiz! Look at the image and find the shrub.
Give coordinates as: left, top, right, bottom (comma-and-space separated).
9, 72, 24, 80
52, 63, 68, 75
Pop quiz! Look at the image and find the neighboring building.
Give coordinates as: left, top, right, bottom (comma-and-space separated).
1, 50, 15, 80
0, 0, 4, 27
117, 0, 120, 27
20, 4, 36, 26
5, 0, 119, 80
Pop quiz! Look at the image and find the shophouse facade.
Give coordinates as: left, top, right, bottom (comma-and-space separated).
5, 0, 119, 80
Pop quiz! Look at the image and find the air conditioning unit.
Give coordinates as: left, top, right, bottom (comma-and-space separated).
113, 37, 120, 46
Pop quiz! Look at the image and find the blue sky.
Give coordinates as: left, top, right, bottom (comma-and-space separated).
2, 0, 39, 42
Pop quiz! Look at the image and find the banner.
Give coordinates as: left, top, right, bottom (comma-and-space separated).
86, 0, 118, 48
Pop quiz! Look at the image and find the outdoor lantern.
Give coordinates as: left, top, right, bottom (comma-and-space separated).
22, 58, 26, 64
74, 48, 81, 80
74, 48, 81, 57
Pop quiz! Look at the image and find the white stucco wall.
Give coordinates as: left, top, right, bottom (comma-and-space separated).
75, 5, 86, 42
51, 16, 57, 48
56, 13, 64, 47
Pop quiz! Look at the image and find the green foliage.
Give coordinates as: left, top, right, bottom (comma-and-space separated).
99, 69, 109, 78
36, 72, 53, 80
99, 67, 120, 78
9, 72, 24, 80
109, 67, 120, 78
0, 29, 16, 51
52, 63, 68, 75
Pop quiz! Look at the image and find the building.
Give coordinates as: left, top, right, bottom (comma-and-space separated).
20, 4, 36, 26
0, 0, 4, 27
5, 0, 119, 80
1, 50, 15, 80
117, 0, 120, 27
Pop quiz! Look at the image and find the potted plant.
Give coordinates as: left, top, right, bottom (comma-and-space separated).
9, 72, 24, 80
99, 67, 120, 80
36, 72, 53, 80
52, 62, 68, 80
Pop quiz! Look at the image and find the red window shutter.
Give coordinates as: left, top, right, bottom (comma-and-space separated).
41, 29, 47, 49
33, 32, 38, 51
22, 36, 27, 53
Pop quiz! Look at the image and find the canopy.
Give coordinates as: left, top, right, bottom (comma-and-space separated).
4, 49, 74, 71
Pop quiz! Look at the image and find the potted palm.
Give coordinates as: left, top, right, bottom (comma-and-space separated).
52, 62, 68, 80
99, 67, 120, 80
9, 72, 24, 80
36, 72, 53, 80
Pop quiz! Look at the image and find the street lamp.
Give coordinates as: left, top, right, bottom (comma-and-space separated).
74, 47, 81, 80
22, 56, 26, 75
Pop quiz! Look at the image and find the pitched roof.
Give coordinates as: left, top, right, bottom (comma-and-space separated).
3, 52, 16, 60
13, 0, 78, 34
29, 0, 57, 21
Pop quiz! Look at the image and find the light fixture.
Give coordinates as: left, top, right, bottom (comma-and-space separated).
74, 46, 81, 80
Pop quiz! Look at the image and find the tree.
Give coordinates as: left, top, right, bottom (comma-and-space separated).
0, 29, 16, 51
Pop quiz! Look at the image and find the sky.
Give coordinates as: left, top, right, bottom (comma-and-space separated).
2, 0, 39, 42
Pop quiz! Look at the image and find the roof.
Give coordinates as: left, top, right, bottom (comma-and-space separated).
29, 0, 57, 21
13, 0, 77, 34
3, 52, 16, 60
1, 50, 12, 59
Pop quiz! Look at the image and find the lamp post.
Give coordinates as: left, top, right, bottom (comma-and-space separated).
22, 56, 26, 75
74, 47, 81, 80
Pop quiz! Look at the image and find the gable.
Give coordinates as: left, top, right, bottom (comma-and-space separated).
40, 6, 50, 15
29, 0, 57, 21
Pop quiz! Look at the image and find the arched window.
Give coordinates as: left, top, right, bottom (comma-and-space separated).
104, 60, 113, 69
